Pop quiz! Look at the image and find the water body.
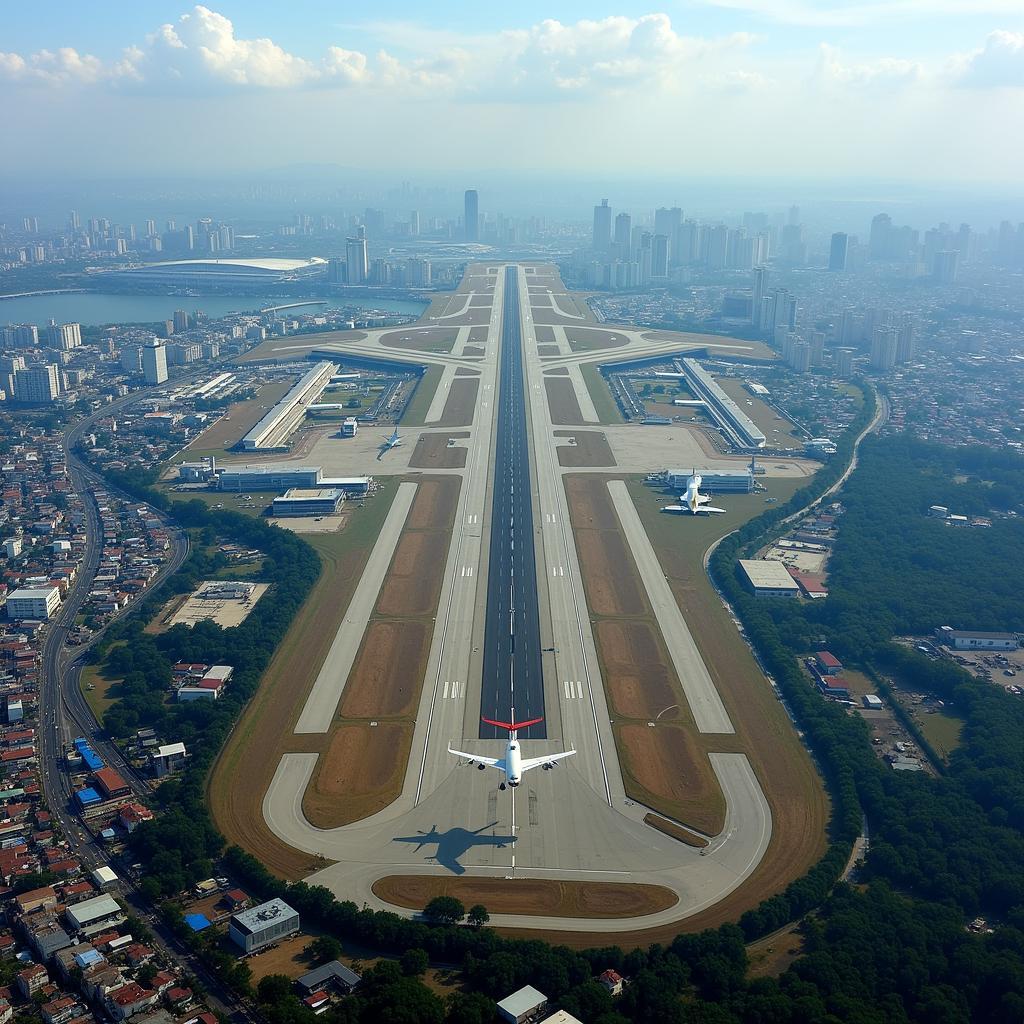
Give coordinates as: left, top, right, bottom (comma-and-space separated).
0, 292, 427, 327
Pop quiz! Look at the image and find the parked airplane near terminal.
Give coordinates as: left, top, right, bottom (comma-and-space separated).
661, 470, 727, 515
449, 712, 575, 790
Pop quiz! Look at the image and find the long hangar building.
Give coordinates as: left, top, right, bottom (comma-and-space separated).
111, 257, 328, 289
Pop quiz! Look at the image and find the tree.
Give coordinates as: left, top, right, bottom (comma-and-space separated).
306, 934, 343, 964
466, 905, 489, 929
257, 974, 294, 1005
401, 948, 429, 977
422, 896, 464, 926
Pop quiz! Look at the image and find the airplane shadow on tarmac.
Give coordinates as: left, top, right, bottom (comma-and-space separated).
393, 822, 516, 875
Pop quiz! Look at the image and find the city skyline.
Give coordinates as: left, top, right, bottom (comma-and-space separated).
1, 3, 1023, 183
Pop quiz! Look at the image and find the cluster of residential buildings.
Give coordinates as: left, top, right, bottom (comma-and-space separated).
1, 432, 84, 644
4, 878, 206, 1024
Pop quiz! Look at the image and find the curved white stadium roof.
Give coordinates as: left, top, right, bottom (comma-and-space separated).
143, 257, 327, 271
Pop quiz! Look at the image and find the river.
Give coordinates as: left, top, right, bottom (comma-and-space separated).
0, 292, 427, 327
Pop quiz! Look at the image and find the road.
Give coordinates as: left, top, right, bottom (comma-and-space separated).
34, 384, 257, 1024
480, 267, 545, 740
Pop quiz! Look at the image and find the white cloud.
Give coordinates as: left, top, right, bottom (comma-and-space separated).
954, 30, 1024, 88
0, 7, 752, 99
816, 43, 924, 89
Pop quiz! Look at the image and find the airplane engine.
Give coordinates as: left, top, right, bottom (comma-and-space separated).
499, 782, 507, 791
477, 763, 486, 770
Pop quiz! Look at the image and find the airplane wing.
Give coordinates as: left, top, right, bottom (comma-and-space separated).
448, 745, 505, 773
519, 749, 576, 773
702, 506, 728, 514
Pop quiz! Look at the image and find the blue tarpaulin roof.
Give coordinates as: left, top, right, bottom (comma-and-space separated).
76, 788, 101, 806
185, 913, 211, 932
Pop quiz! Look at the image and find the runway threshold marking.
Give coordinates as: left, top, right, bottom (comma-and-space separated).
563, 680, 584, 700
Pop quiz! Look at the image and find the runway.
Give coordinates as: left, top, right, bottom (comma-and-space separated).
254, 262, 780, 932
480, 267, 545, 739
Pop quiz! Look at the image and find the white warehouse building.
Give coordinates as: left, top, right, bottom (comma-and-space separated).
111, 257, 328, 289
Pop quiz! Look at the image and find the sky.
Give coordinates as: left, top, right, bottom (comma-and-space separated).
2, 2, 1024, 187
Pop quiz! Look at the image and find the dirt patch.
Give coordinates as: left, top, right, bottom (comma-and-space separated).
554, 430, 616, 467
380, 328, 457, 353
405, 476, 459, 532
537, 345, 561, 356
617, 724, 725, 835
595, 621, 678, 718
372, 876, 677, 919
574, 531, 647, 616
535, 326, 556, 343
377, 537, 445, 619
644, 813, 708, 849
304, 723, 412, 827
437, 379, 478, 427
545, 378, 584, 425
463, 346, 486, 357
409, 434, 468, 470
564, 474, 620, 530
468, 327, 489, 344
338, 621, 430, 717
565, 327, 629, 351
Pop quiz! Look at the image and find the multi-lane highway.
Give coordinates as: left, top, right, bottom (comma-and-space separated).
479, 267, 546, 740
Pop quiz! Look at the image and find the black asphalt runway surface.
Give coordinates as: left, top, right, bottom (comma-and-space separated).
479, 268, 546, 740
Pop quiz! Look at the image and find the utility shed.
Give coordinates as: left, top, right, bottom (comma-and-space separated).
497, 986, 548, 1024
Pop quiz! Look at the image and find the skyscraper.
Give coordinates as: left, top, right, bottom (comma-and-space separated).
828, 233, 849, 271
613, 212, 632, 252
934, 250, 959, 284
14, 364, 61, 403
652, 235, 670, 278
142, 339, 168, 385
869, 213, 892, 259
173, 310, 190, 333
47, 321, 82, 350
593, 200, 612, 251
751, 268, 767, 328
346, 236, 369, 284
834, 348, 855, 378
464, 189, 479, 242
870, 327, 898, 371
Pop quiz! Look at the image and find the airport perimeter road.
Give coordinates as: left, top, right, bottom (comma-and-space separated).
480, 267, 545, 739
607, 480, 735, 735
294, 481, 418, 734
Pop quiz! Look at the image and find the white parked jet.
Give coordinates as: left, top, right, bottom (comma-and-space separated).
382, 427, 402, 449
449, 712, 575, 790
661, 471, 727, 515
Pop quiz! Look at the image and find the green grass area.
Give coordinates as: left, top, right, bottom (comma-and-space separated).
81, 657, 121, 722
401, 365, 444, 427
213, 559, 263, 579
913, 707, 964, 760
160, 488, 281, 519
580, 363, 624, 424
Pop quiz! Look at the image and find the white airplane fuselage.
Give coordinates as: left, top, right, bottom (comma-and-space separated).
505, 740, 522, 786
